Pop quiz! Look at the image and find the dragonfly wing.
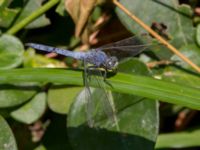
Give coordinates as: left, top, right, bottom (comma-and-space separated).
93, 71, 118, 127
85, 67, 118, 127
96, 35, 159, 59
98, 45, 151, 59
99, 35, 150, 48
83, 60, 95, 127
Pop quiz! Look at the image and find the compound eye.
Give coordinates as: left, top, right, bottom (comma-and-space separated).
108, 61, 113, 66
106, 57, 118, 70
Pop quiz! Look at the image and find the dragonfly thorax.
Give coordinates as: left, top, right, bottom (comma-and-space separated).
86, 50, 118, 70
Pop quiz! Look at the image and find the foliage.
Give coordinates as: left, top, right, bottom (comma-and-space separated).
0, 0, 200, 150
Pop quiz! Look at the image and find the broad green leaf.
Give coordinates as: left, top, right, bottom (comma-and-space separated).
156, 128, 200, 149
13, 0, 50, 29
0, 0, 20, 28
0, 68, 199, 110
68, 93, 158, 150
48, 85, 82, 114
0, 34, 24, 69
67, 58, 158, 149
0, 115, 17, 150
0, 84, 38, 108
118, 58, 149, 75
68, 98, 157, 150
11, 92, 47, 124
115, 59, 158, 142
171, 44, 200, 70
116, 0, 195, 49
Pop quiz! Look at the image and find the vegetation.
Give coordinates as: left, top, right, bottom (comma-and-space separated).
0, 0, 200, 149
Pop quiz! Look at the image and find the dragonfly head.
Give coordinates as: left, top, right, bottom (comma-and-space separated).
105, 56, 118, 70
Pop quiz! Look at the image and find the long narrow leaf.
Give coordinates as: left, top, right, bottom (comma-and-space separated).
156, 129, 200, 149
0, 68, 199, 110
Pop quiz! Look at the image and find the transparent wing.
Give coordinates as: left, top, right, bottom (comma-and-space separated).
84, 64, 118, 127
83, 60, 95, 127
96, 35, 159, 59
99, 35, 150, 48
92, 70, 118, 127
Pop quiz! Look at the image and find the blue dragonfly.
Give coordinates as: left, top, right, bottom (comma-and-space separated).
26, 35, 155, 127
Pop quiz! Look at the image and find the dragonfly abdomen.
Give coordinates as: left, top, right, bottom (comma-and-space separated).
26, 43, 85, 60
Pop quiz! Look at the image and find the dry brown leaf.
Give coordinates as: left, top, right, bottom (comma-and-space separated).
65, 0, 80, 22
81, 27, 90, 43
65, 0, 97, 37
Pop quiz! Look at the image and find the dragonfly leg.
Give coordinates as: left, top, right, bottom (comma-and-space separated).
102, 70, 107, 81
103, 68, 117, 81
86, 66, 109, 82
112, 67, 118, 74
86, 66, 99, 81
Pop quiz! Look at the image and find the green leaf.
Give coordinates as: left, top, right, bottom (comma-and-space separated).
68, 101, 158, 149
156, 128, 200, 149
0, 115, 17, 150
0, 0, 20, 28
67, 59, 158, 150
13, 0, 50, 29
0, 84, 38, 108
161, 66, 200, 89
0, 34, 24, 69
11, 92, 47, 124
196, 24, 200, 47
68, 95, 158, 149
48, 85, 82, 114
55, 0, 67, 16
171, 44, 200, 70
0, 68, 199, 110
116, 0, 195, 48
118, 58, 149, 75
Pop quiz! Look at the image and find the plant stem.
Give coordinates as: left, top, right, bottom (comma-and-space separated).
6, 0, 60, 35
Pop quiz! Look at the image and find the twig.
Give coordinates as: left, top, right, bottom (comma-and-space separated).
147, 60, 174, 68
113, 0, 200, 73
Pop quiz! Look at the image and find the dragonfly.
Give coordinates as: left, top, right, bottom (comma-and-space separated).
26, 35, 156, 127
